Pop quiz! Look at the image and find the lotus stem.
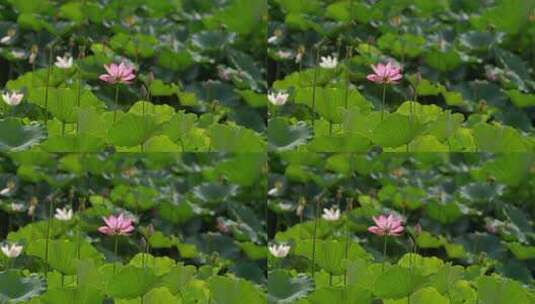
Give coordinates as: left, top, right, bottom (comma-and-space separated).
142, 238, 146, 270
311, 49, 319, 129
343, 46, 352, 110
44, 197, 54, 279
44, 46, 54, 127
348, 0, 354, 23
409, 79, 418, 152
113, 84, 119, 123
344, 199, 353, 286
113, 235, 119, 274
381, 83, 386, 121
382, 235, 388, 272
311, 197, 320, 278
76, 52, 83, 134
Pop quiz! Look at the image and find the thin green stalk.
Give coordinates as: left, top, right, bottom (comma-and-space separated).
311, 198, 320, 278
31, 58, 35, 86
344, 199, 353, 287
113, 84, 119, 123
76, 198, 85, 260
141, 100, 146, 152
75, 197, 85, 292
348, 0, 354, 24
44, 198, 54, 279
409, 79, 418, 152
44, 47, 54, 127
142, 239, 146, 270
408, 238, 417, 304
408, 99, 414, 152
4, 256, 12, 271
311, 48, 320, 129
382, 235, 388, 272
381, 83, 387, 121
113, 235, 119, 274
141, 81, 151, 152
76, 65, 82, 134
141, 238, 146, 304
343, 46, 352, 110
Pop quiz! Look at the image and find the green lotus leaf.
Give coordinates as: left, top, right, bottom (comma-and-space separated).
268, 118, 310, 151
373, 265, 424, 299
0, 271, 45, 303
477, 276, 532, 304
107, 113, 160, 147
106, 266, 158, 299
27, 88, 105, 123
410, 287, 449, 304
0, 118, 44, 151
143, 287, 180, 304
39, 286, 103, 304
372, 113, 420, 148
207, 124, 265, 152
473, 123, 528, 152
268, 270, 312, 304
295, 239, 370, 275
294, 87, 371, 123
40, 134, 104, 152
26, 239, 104, 275
207, 276, 266, 304
306, 286, 372, 304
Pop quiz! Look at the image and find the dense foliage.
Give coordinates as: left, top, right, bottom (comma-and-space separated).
0, 152, 267, 302
268, 152, 535, 303
267, 0, 535, 152
0, 0, 267, 152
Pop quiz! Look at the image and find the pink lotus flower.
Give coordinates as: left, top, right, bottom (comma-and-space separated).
368, 214, 404, 236
99, 62, 136, 85
366, 62, 402, 84
98, 214, 134, 236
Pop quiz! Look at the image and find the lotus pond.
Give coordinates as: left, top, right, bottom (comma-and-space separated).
0, 152, 267, 303
267, 0, 535, 152
0, 0, 267, 152
267, 152, 535, 303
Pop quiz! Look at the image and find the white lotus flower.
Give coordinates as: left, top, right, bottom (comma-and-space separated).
29, 52, 37, 65
296, 204, 304, 217
11, 50, 25, 59
1, 243, 23, 258
0, 35, 12, 44
2, 91, 23, 106
267, 35, 278, 44
55, 54, 73, 69
267, 188, 279, 196
295, 52, 303, 63
54, 207, 73, 221
10, 203, 24, 212
322, 207, 341, 221
268, 91, 289, 106
269, 243, 290, 258
276, 50, 292, 59
319, 55, 338, 69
